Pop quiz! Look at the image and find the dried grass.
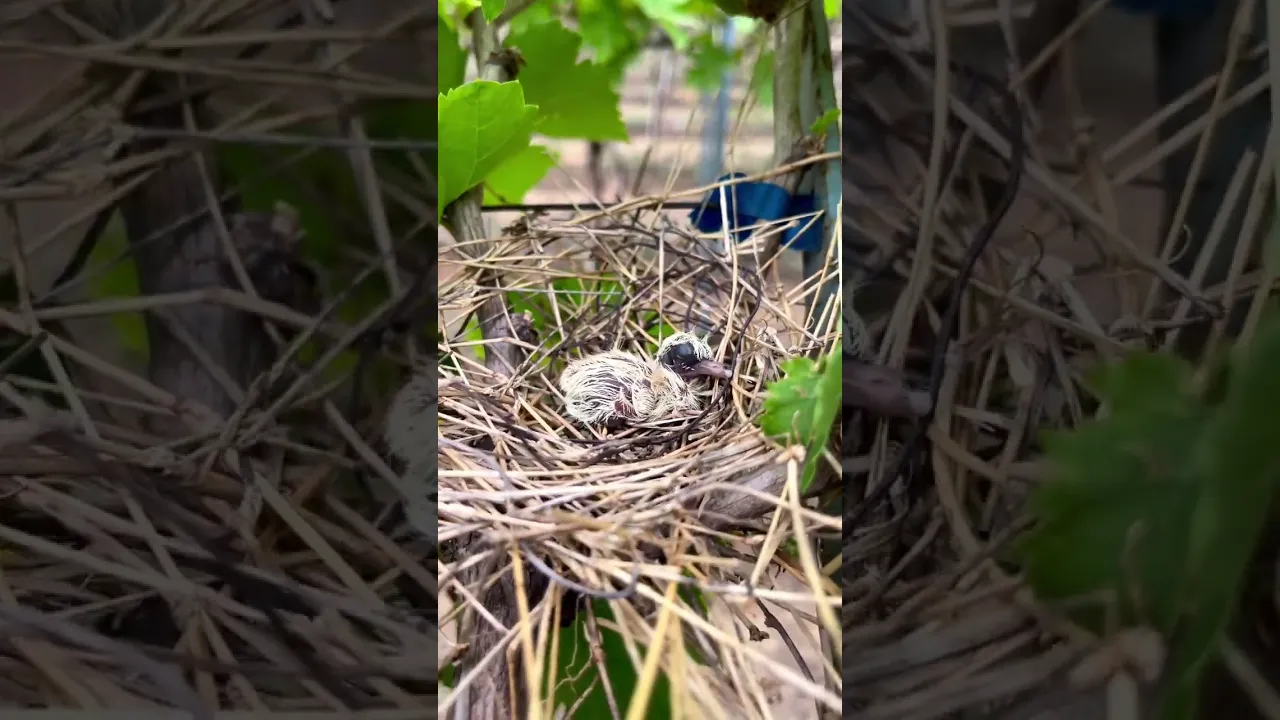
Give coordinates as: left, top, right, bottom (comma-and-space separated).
436, 186, 842, 719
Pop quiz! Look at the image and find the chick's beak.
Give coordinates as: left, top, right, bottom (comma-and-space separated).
692, 359, 732, 380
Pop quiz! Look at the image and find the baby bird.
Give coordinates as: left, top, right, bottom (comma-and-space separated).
655, 332, 732, 382
559, 333, 731, 428
559, 351, 700, 428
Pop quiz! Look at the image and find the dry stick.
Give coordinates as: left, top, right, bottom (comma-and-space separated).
1057, 35, 1135, 319
1141, 0, 1258, 320
1204, 129, 1277, 358
1163, 150, 1257, 351
852, 10, 1209, 310
1240, 0, 1280, 344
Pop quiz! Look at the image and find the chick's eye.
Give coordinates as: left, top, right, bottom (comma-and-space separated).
671, 343, 698, 363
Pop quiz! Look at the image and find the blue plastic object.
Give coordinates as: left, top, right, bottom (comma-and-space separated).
689, 173, 824, 254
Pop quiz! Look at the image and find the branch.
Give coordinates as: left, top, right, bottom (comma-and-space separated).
843, 357, 929, 419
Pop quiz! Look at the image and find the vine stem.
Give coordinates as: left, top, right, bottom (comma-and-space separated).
441, 10, 532, 720
772, 1, 840, 334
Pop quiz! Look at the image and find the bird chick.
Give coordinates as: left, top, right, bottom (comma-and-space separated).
655, 332, 732, 382
559, 351, 700, 428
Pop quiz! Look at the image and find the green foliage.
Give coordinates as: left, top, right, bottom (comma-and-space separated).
87, 215, 148, 358
575, 0, 651, 72
437, 80, 539, 217
808, 108, 839, 138
439, 0, 480, 26
549, 599, 670, 718
758, 342, 841, 491
503, 276, 625, 357
481, 0, 506, 21
749, 47, 774, 106
685, 32, 738, 90
1016, 309, 1280, 720
217, 143, 353, 266
504, 23, 629, 141
437, 0, 777, 212
439, 16, 467, 94
483, 145, 558, 204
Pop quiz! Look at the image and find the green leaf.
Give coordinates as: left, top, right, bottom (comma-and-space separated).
576, 0, 648, 70
440, 0, 480, 26
437, 80, 538, 216
685, 33, 737, 90
483, 144, 556, 205
633, 0, 698, 48
480, 0, 505, 21
824, 0, 838, 18
438, 16, 467, 94
809, 108, 840, 137
550, 599, 670, 718
759, 343, 842, 491
1018, 353, 1206, 631
507, 0, 559, 34
218, 143, 350, 264
749, 48, 774, 106
505, 23, 628, 141
1015, 334, 1280, 720
86, 216, 148, 358
1164, 308, 1280, 717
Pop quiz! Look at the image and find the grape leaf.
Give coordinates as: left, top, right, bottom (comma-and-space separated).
1166, 308, 1280, 717
504, 23, 628, 141
549, 599, 670, 719
759, 343, 841, 491
1017, 358, 1206, 632
481, 0, 504, 21
439, 15, 467, 94
85, 217, 148, 358
576, 0, 648, 69
483, 144, 556, 205
507, 0, 559, 33
749, 48, 774, 106
635, 0, 722, 47
437, 80, 538, 217
1016, 325, 1280, 720
685, 33, 737, 90
439, 0, 478, 28
809, 108, 840, 137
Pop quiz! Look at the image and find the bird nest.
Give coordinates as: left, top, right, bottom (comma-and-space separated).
436, 209, 842, 717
